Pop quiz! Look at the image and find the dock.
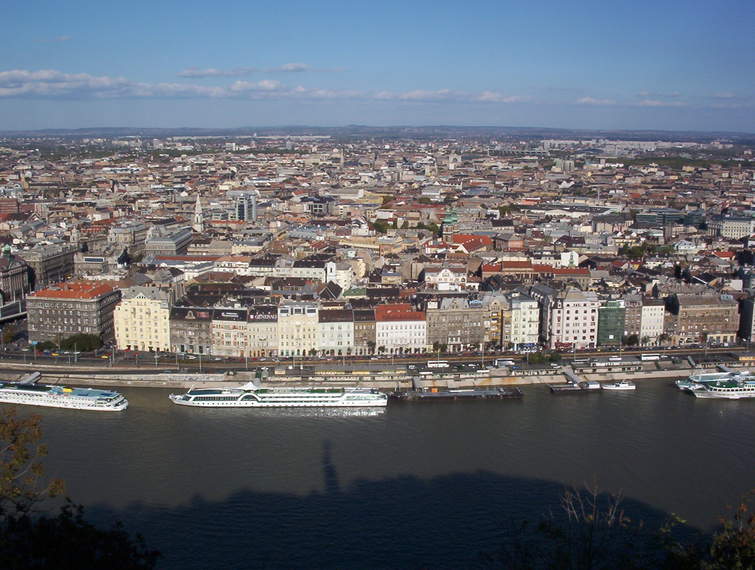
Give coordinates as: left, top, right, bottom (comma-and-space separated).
393, 386, 522, 400
547, 368, 601, 394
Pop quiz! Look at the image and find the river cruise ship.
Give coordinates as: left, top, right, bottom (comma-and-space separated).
0, 382, 128, 411
692, 376, 755, 400
169, 383, 388, 408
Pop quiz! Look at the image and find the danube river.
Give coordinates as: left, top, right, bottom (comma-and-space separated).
34, 380, 754, 568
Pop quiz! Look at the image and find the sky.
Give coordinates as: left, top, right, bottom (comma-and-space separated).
1, 0, 753, 132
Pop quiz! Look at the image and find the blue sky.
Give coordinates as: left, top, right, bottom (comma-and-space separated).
1, 0, 753, 132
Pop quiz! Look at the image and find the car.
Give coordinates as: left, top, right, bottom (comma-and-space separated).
100, 355, 110, 359
186, 355, 197, 360
51, 352, 60, 357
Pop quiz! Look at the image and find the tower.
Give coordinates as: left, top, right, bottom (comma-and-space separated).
193, 194, 204, 232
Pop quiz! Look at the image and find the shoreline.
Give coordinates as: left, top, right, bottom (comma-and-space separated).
2, 366, 715, 390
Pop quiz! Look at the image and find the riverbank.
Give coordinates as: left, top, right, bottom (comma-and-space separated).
3, 365, 726, 390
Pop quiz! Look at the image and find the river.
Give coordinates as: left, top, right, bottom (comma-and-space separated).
30, 379, 754, 568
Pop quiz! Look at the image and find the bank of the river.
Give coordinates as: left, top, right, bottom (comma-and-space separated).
3, 364, 728, 390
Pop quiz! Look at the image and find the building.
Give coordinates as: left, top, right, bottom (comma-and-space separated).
505, 292, 540, 350
247, 305, 278, 357
543, 287, 600, 350
353, 308, 376, 355
0, 246, 30, 303
18, 244, 76, 290
425, 297, 484, 352
26, 281, 121, 344
375, 303, 427, 354
277, 301, 319, 357
170, 307, 213, 355
639, 298, 665, 345
145, 227, 193, 256
666, 294, 738, 345
114, 286, 172, 352
597, 299, 626, 346
211, 308, 248, 357
317, 309, 354, 355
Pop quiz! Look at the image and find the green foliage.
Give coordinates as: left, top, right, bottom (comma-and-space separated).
372, 221, 389, 234
60, 333, 102, 352
36, 341, 57, 351
624, 334, 640, 346
0, 502, 160, 569
0, 408, 158, 568
0, 408, 63, 517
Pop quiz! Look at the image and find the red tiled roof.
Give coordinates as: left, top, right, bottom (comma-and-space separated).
375, 303, 425, 321
29, 281, 117, 300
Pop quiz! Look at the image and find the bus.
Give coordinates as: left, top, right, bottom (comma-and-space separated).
427, 360, 450, 369
494, 359, 516, 368
640, 353, 660, 361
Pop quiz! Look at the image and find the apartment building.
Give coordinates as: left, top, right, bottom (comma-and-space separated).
546, 288, 600, 350
170, 307, 213, 355
375, 303, 427, 354
425, 297, 484, 352
277, 301, 319, 357
113, 286, 172, 352
27, 281, 121, 344
317, 309, 354, 355
666, 294, 738, 345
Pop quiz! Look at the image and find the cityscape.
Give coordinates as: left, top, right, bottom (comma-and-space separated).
0, 0, 753, 568
0, 130, 753, 359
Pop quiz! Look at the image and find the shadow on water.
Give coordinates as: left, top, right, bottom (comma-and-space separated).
86, 441, 701, 569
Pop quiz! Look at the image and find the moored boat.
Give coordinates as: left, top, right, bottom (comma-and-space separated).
0, 382, 128, 411
602, 380, 636, 391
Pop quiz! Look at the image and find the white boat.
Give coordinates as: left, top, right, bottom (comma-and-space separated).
169, 382, 388, 408
602, 380, 636, 391
0, 382, 128, 411
692, 377, 755, 400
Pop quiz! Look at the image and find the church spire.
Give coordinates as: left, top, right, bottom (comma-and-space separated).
193, 194, 204, 232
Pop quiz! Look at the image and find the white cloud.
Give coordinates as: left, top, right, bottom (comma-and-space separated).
712, 91, 736, 99
576, 97, 615, 106
177, 63, 341, 78
637, 99, 685, 107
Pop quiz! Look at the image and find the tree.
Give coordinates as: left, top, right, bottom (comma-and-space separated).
658, 333, 671, 346
641, 336, 651, 346
60, 333, 102, 352
0, 408, 159, 568
373, 221, 389, 234
624, 334, 639, 347
366, 340, 376, 354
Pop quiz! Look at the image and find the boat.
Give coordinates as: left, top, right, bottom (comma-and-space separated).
677, 371, 754, 395
602, 380, 636, 391
0, 382, 128, 411
169, 383, 388, 408
692, 377, 755, 400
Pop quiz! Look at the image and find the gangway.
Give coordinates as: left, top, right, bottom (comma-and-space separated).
687, 356, 696, 368
17, 371, 41, 385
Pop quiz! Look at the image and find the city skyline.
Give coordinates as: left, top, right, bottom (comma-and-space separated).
1, 0, 754, 132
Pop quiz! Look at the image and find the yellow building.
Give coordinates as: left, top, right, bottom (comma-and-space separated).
114, 286, 172, 352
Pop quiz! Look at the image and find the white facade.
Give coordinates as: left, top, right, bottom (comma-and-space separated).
114, 287, 171, 352
507, 293, 540, 349
317, 312, 355, 355
639, 302, 665, 344
325, 261, 354, 292
211, 309, 248, 357
548, 289, 600, 349
277, 301, 319, 356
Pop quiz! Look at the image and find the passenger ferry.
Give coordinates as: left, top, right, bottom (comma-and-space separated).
0, 382, 128, 411
169, 383, 388, 408
692, 377, 755, 400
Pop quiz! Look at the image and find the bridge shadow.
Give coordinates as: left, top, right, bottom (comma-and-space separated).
85, 441, 703, 569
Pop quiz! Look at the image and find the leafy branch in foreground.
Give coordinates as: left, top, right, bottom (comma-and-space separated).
0, 407, 159, 569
